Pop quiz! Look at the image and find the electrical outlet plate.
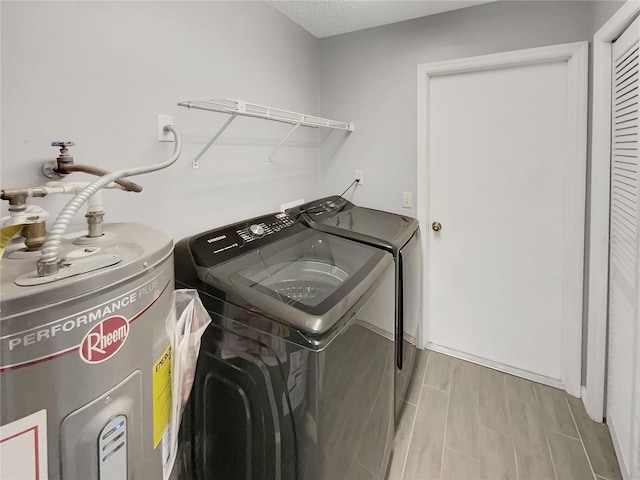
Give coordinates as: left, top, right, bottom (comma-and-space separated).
402, 192, 413, 208
355, 170, 364, 185
157, 114, 174, 142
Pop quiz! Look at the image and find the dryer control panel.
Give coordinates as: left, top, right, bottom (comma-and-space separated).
286, 196, 354, 224
188, 212, 305, 267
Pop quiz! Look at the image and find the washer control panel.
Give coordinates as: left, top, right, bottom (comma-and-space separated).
189, 212, 303, 267
248, 224, 264, 237
236, 213, 296, 243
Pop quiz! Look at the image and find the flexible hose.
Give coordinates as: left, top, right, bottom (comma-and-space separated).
38, 125, 182, 274
60, 164, 143, 192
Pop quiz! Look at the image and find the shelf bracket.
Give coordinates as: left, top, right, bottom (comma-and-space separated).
266, 123, 301, 165
192, 113, 238, 169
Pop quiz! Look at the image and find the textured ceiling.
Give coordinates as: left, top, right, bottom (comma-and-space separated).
266, 1, 496, 38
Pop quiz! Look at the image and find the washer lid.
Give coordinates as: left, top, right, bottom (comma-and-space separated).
201, 229, 392, 336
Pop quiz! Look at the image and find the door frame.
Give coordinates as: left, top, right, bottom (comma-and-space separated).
417, 42, 588, 397
585, 0, 640, 423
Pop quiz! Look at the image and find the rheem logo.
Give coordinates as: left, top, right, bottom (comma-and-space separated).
80, 316, 129, 364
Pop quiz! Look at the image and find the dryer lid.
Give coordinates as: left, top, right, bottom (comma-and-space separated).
288, 196, 419, 253
319, 207, 418, 253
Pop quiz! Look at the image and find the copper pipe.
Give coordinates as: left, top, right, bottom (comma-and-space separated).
57, 164, 143, 192
22, 221, 47, 251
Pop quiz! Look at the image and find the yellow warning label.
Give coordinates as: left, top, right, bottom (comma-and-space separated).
0, 225, 23, 258
152, 344, 172, 448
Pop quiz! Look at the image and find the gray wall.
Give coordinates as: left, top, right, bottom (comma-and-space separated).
317, 1, 624, 215
317, 0, 623, 385
1, 1, 320, 240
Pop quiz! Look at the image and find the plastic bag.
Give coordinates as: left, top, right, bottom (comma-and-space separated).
163, 289, 211, 480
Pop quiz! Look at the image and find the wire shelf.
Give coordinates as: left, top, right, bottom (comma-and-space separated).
178, 98, 355, 168
179, 98, 355, 131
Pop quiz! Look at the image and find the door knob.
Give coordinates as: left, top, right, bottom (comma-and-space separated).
432, 221, 442, 232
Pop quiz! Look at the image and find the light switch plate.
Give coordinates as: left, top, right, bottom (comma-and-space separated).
402, 192, 412, 208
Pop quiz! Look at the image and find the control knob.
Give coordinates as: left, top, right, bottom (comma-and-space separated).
249, 224, 265, 237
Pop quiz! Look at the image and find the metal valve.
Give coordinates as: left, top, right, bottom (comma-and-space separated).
43, 141, 75, 178
51, 141, 76, 148
42, 141, 143, 192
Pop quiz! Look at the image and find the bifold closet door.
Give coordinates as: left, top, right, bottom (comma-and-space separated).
607, 14, 640, 480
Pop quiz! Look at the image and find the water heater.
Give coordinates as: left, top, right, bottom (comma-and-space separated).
0, 223, 175, 479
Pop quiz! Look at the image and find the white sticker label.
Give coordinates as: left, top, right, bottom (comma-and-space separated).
0, 410, 48, 480
161, 425, 173, 480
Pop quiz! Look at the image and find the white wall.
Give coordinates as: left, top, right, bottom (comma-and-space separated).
317, 1, 624, 216
1, 1, 320, 240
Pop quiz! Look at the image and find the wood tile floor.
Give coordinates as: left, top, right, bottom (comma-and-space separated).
388, 350, 622, 480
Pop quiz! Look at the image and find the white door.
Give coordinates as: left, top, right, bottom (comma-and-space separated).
607, 14, 640, 480
417, 43, 588, 394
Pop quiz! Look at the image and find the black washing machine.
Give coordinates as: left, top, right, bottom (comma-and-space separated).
175, 212, 396, 480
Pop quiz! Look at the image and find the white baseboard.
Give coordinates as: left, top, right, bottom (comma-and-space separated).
581, 385, 605, 423
426, 343, 566, 392
357, 320, 394, 342
357, 321, 419, 346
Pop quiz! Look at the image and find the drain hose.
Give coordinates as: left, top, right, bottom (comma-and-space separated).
38, 125, 182, 275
